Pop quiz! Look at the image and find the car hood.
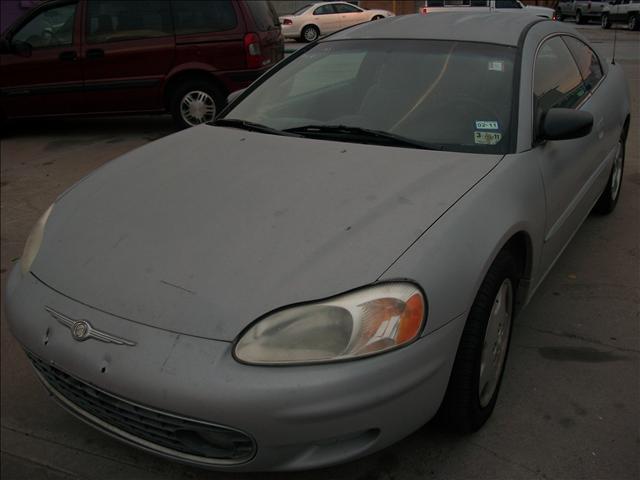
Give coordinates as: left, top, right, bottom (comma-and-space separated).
33, 126, 501, 341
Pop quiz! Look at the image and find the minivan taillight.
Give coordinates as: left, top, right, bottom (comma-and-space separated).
244, 33, 263, 69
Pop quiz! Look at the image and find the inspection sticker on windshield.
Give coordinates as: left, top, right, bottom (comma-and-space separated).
488, 61, 504, 72
474, 131, 502, 145
475, 121, 499, 130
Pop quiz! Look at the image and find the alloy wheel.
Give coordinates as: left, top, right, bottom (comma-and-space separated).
478, 279, 513, 408
611, 141, 624, 201
180, 90, 216, 126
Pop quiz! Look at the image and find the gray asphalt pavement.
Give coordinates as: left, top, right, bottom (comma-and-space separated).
1, 25, 639, 480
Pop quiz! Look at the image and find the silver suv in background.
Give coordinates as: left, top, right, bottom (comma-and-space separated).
556, 0, 607, 23
420, 0, 555, 18
601, 0, 640, 29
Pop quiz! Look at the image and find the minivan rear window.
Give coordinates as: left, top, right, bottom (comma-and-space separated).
246, 0, 280, 31
171, 0, 238, 35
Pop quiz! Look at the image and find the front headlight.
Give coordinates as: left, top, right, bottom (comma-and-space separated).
234, 283, 425, 365
20, 204, 53, 275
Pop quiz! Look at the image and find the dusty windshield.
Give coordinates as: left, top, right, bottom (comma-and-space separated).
225, 39, 517, 154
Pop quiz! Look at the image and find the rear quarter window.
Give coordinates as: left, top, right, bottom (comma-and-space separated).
246, 0, 280, 31
171, 0, 238, 35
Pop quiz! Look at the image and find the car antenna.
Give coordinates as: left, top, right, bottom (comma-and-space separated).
612, 26, 618, 65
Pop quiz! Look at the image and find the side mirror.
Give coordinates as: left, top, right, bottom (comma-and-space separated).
227, 88, 247, 105
539, 108, 593, 141
12, 40, 33, 57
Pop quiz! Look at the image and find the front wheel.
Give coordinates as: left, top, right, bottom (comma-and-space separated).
436, 250, 519, 432
594, 134, 626, 214
170, 80, 224, 129
601, 13, 611, 29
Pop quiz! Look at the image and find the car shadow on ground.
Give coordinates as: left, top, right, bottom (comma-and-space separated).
1, 115, 177, 142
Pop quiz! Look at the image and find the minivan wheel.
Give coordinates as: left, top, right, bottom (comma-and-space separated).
170, 80, 224, 129
436, 250, 518, 433
301, 25, 319, 42
601, 13, 611, 29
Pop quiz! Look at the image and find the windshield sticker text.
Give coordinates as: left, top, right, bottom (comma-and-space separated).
474, 131, 502, 145
488, 61, 504, 72
475, 121, 499, 130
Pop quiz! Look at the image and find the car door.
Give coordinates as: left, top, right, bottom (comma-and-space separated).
533, 35, 610, 273
311, 4, 340, 34
0, 0, 83, 118
81, 0, 174, 114
333, 3, 367, 27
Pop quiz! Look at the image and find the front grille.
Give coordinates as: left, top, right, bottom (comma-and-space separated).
28, 354, 255, 464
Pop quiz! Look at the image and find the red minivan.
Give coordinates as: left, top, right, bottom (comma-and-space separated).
0, 0, 283, 127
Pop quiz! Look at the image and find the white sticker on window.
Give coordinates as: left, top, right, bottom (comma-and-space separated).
474, 131, 503, 145
475, 121, 499, 130
488, 61, 504, 72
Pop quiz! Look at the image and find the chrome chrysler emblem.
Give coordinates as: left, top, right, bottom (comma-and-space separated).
45, 307, 136, 346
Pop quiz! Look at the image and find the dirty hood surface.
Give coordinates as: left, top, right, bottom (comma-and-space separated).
33, 126, 501, 341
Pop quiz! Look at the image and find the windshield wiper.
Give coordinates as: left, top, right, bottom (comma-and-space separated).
214, 118, 300, 137
282, 124, 444, 150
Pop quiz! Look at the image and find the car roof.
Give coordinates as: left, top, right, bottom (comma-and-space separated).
329, 12, 547, 47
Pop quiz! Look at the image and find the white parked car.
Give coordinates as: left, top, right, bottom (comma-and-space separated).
279, 2, 394, 42
601, 0, 640, 30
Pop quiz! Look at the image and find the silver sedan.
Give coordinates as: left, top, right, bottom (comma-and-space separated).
6, 12, 630, 472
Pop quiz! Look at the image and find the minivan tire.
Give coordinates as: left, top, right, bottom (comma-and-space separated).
170, 79, 225, 129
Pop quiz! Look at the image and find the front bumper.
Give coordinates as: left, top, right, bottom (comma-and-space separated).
5, 268, 464, 471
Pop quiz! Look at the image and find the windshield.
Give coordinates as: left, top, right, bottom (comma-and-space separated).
224, 39, 517, 154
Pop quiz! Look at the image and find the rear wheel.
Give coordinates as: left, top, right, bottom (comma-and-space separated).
371, 15, 384, 20
436, 250, 519, 432
169, 79, 224, 129
594, 132, 626, 214
301, 25, 319, 42
556, 9, 565, 21
576, 10, 585, 24
601, 13, 611, 29
629, 14, 639, 30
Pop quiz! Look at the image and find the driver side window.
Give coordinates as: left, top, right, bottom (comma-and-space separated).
534, 36, 586, 116
12, 3, 77, 49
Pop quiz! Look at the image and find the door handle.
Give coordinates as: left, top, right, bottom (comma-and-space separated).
59, 50, 77, 61
86, 48, 105, 59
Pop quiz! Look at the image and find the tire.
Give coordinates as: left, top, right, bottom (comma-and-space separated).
576, 10, 585, 24
169, 79, 224, 129
601, 13, 611, 29
593, 126, 627, 214
436, 250, 519, 433
371, 15, 384, 20
556, 9, 565, 21
629, 14, 639, 31
301, 25, 319, 43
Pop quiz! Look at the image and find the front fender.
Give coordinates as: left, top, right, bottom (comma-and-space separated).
380, 153, 546, 335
